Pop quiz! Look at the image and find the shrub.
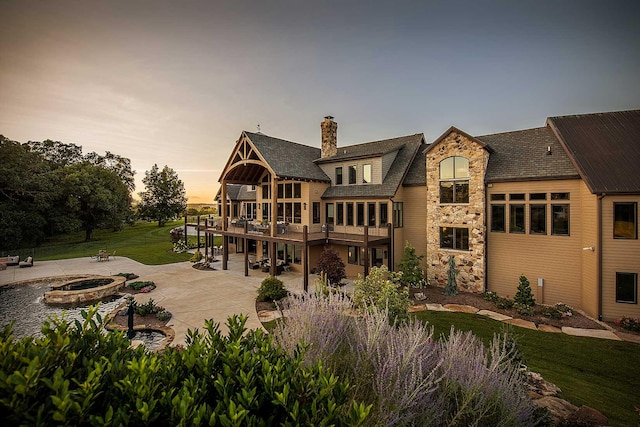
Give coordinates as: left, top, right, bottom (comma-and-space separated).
496, 296, 514, 310
616, 316, 640, 331
257, 276, 287, 302
117, 272, 139, 280
514, 302, 535, 317
483, 291, 499, 303
0, 307, 369, 426
541, 303, 573, 320
156, 309, 172, 321
353, 265, 409, 323
127, 280, 156, 291
189, 250, 203, 263
134, 298, 164, 316
316, 246, 346, 286
443, 256, 459, 296
272, 292, 541, 426
398, 242, 426, 288
514, 274, 535, 307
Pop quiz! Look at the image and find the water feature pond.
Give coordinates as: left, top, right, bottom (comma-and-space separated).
0, 281, 126, 340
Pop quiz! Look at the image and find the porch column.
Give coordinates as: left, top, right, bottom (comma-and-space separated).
387, 223, 393, 272
303, 225, 309, 292
363, 225, 369, 276
221, 180, 228, 270
244, 222, 249, 276
196, 215, 201, 251
271, 177, 278, 237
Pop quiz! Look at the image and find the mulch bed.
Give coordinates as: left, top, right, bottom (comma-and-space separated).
413, 286, 605, 330
109, 311, 169, 330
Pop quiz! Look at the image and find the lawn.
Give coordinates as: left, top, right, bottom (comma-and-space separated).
28, 220, 196, 265
412, 310, 640, 427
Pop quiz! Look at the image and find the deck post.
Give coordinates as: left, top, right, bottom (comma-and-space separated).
303, 225, 309, 292
197, 215, 201, 251
363, 225, 369, 276
244, 222, 249, 276
222, 236, 228, 270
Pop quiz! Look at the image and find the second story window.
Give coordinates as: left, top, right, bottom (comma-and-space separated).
379, 203, 388, 227
614, 202, 637, 239
313, 202, 321, 224
363, 164, 372, 183
348, 165, 357, 184
439, 156, 469, 204
393, 202, 403, 228
335, 167, 343, 185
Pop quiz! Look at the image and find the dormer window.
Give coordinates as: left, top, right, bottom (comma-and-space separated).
348, 165, 357, 184
363, 164, 372, 183
439, 156, 469, 204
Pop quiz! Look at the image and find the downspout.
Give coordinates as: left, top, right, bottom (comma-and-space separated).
484, 185, 489, 292
597, 193, 605, 321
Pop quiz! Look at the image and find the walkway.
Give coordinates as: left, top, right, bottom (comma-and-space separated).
409, 302, 640, 344
0, 254, 318, 346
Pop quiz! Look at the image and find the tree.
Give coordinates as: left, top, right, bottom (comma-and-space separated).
85, 151, 136, 192
443, 256, 459, 296
138, 164, 187, 226
353, 265, 409, 322
514, 274, 536, 307
0, 137, 56, 249
59, 162, 132, 241
398, 241, 426, 288
316, 246, 346, 286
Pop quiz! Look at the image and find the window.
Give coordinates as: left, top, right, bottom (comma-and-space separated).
294, 245, 302, 265
312, 202, 321, 224
614, 202, 637, 239
491, 194, 505, 201
348, 165, 357, 184
439, 156, 469, 203
277, 203, 284, 222
379, 203, 388, 227
293, 202, 301, 223
357, 203, 365, 226
335, 167, 343, 185
285, 183, 293, 199
510, 193, 525, 201
346, 203, 354, 226
616, 272, 637, 304
551, 193, 570, 200
294, 183, 301, 198
262, 202, 270, 220
530, 193, 546, 200
509, 204, 525, 233
348, 246, 359, 265
363, 164, 372, 183
440, 227, 469, 250
368, 202, 376, 226
326, 203, 334, 225
277, 184, 284, 199
336, 202, 344, 225
552, 205, 570, 235
491, 205, 505, 232
530, 205, 546, 234
393, 202, 403, 228
285, 203, 292, 223
262, 185, 270, 199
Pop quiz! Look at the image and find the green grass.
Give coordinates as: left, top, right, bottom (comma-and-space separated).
30, 221, 194, 265
412, 310, 640, 426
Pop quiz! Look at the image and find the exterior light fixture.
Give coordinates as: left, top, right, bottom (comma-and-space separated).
303, 203, 307, 210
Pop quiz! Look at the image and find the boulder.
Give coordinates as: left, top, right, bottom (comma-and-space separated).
566, 405, 608, 426
533, 396, 578, 425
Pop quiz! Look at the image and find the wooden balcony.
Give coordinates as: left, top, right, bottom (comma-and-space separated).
197, 219, 391, 246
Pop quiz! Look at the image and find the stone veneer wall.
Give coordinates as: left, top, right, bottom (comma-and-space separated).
425, 132, 489, 292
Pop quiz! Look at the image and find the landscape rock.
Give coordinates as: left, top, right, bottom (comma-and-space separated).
566, 405, 608, 426
443, 304, 478, 314
534, 396, 578, 425
525, 371, 561, 396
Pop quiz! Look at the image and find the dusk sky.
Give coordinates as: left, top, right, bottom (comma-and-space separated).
1, 0, 639, 203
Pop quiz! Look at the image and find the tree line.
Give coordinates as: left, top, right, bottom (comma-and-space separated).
0, 135, 187, 250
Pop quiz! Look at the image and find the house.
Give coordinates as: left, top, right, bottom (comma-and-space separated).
427, 109, 640, 321
210, 116, 427, 290
209, 110, 639, 321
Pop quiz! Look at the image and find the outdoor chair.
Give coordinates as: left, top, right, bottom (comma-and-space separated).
19, 256, 33, 268
99, 252, 110, 262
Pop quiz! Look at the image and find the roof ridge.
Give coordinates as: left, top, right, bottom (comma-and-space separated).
243, 131, 320, 151
548, 109, 640, 121
340, 133, 423, 149
476, 126, 549, 139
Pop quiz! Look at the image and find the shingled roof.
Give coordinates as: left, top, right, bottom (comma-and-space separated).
403, 146, 427, 186
244, 132, 329, 182
548, 110, 640, 194
321, 134, 425, 198
478, 127, 579, 183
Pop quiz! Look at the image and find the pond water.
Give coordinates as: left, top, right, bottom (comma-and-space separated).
0, 281, 126, 340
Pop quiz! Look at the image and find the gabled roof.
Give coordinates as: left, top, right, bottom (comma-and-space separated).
547, 110, 640, 194
314, 134, 423, 163
214, 184, 256, 202
478, 127, 579, 183
424, 126, 494, 154
243, 132, 329, 182
403, 146, 427, 186
321, 134, 425, 198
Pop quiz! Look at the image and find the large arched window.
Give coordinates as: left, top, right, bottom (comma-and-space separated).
439, 156, 469, 203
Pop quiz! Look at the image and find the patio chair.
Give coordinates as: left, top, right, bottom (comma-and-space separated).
99, 252, 110, 262
19, 256, 33, 268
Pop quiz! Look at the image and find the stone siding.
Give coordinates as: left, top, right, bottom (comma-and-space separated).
426, 131, 489, 292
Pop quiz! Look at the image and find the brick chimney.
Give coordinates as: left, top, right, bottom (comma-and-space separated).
321, 116, 337, 158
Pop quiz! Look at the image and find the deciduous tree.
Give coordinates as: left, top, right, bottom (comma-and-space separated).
137, 164, 187, 226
